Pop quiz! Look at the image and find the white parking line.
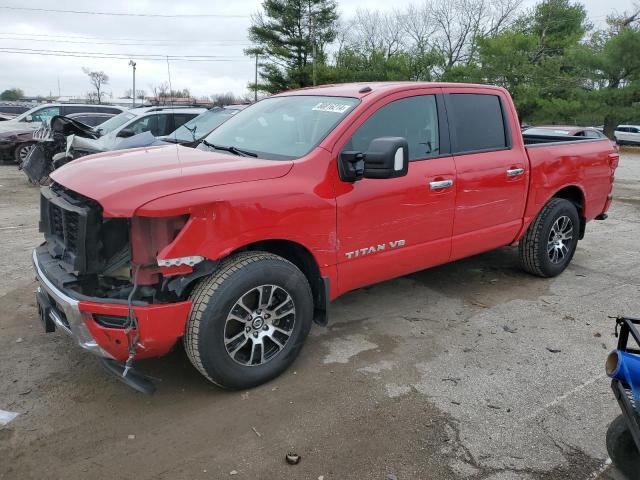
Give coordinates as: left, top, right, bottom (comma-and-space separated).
0, 409, 19, 426
523, 374, 607, 422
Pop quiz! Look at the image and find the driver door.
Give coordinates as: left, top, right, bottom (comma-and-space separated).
333, 91, 456, 295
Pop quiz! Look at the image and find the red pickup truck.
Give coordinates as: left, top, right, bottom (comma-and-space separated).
33, 82, 618, 391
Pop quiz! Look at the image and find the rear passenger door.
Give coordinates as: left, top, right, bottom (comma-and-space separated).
443, 88, 528, 260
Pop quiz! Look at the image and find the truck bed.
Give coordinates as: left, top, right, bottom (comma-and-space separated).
522, 133, 604, 146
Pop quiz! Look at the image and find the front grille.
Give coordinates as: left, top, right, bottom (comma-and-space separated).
40, 183, 101, 274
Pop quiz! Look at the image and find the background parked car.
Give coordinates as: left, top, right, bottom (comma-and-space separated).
158, 105, 247, 146
0, 105, 30, 116
65, 112, 116, 127
614, 125, 640, 145
0, 103, 125, 162
70, 106, 206, 155
522, 125, 607, 139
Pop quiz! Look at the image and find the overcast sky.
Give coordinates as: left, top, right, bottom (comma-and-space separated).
0, 0, 636, 100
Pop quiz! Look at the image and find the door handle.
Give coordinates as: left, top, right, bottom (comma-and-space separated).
429, 179, 454, 190
506, 168, 525, 177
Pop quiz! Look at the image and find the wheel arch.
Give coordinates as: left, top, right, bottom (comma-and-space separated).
230, 239, 330, 326
551, 185, 586, 239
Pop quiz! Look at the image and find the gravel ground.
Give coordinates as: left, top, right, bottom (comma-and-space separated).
0, 149, 639, 480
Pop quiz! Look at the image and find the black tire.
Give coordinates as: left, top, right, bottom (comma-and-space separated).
184, 251, 313, 389
606, 415, 640, 479
518, 198, 580, 277
13, 142, 35, 164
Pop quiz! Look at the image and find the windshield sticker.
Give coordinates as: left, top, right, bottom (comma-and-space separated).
312, 102, 351, 114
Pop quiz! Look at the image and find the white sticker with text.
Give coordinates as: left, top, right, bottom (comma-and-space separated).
312, 102, 351, 114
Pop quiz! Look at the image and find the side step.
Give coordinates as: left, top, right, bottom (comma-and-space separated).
99, 358, 159, 395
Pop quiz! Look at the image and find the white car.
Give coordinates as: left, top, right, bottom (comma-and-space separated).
614, 125, 640, 145
70, 106, 206, 154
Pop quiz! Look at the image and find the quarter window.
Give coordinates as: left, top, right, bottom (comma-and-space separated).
448, 94, 507, 153
346, 95, 440, 161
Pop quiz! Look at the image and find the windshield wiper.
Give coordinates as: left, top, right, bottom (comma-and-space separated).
201, 140, 257, 157
184, 124, 198, 141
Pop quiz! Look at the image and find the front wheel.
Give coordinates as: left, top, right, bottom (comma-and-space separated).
518, 198, 580, 277
14, 142, 36, 164
184, 252, 313, 389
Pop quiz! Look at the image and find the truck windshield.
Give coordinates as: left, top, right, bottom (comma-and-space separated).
199, 96, 359, 160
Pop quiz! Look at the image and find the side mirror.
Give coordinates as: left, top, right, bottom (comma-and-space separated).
25, 115, 33, 122
117, 128, 135, 138
339, 137, 409, 182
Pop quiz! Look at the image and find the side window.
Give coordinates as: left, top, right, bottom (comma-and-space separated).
98, 107, 123, 115
77, 115, 101, 126
127, 115, 158, 135
346, 95, 439, 161
447, 94, 507, 153
169, 113, 196, 134
30, 106, 60, 122
584, 130, 601, 138
632, 128, 640, 134
63, 106, 94, 115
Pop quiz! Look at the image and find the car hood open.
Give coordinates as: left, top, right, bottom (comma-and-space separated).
50, 145, 293, 217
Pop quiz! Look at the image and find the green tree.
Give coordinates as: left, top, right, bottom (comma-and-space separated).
0, 88, 24, 101
577, 22, 640, 135
247, 0, 338, 93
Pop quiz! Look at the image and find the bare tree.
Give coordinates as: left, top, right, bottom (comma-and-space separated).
82, 68, 109, 104
403, 3, 438, 54
347, 9, 406, 58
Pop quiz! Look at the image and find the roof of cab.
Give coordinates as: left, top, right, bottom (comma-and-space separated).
273, 81, 508, 99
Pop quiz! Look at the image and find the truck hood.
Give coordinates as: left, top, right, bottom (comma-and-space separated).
50, 145, 293, 217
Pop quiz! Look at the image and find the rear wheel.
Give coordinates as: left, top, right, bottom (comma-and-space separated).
184, 252, 313, 389
14, 142, 35, 164
606, 415, 640, 478
518, 198, 580, 277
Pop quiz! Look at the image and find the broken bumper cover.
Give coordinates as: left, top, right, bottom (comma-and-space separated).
33, 249, 114, 358
32, 248, 193, 362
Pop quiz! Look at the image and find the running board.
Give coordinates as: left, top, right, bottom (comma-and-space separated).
99, 358, 159, 395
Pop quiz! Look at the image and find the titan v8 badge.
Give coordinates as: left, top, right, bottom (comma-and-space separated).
344, 240, 406, 259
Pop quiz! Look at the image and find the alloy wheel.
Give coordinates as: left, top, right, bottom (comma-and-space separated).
547, 215, 573, 264
223, 284, 296, 366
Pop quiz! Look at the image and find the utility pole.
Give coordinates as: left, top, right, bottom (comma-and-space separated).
310, 10, 316, 86
129, 60, 137, 107
57, 76, 61, 98
254, 53, 258, 102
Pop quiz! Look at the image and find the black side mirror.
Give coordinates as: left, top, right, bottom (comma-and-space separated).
117, 128, 135, 138
339, 137, 409, 182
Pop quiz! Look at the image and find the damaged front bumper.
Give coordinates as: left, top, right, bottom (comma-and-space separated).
32, 248, 193, 362
33, 249, 114, 358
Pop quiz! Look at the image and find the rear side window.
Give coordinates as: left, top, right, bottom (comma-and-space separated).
584, 130, 602, 138
96, 106, 123, 115
63, 106, 94, 115
346, 95, 440, 161
170, 113, 199, 133
448, 94, 507, 153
